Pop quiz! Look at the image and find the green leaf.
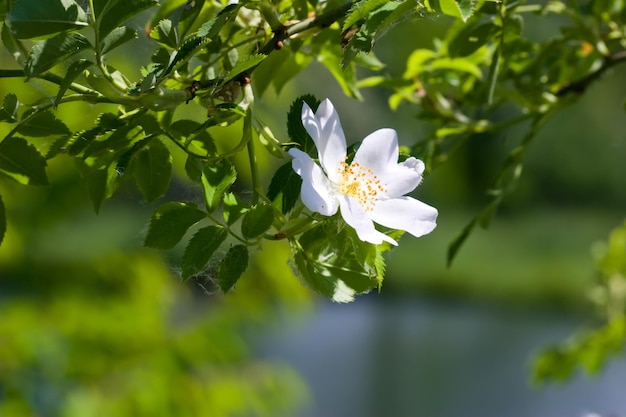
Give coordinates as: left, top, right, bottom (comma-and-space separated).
447, 218, 476, 267
0, 94, 19, 122
8, 0, 88, 39
160, 34, 211, 80
241, 203, 274, 239
254, 49, 312, 97
425, 0, 474, 21
0, 136, 48, 186
2, 22, 26, 63
343, 0, 390, 31
18, 110, 71, 137
287, 95, 320, 155
0, 194, 5, 246
96, 0, 159, 38
317, 46, 363, 100
449, 22, 499, 57
200, 159, 237, 212
54, 59, 93, 107
150, 18, 178, 49
222, 192, 248, 225
133, 138, 172, 202
217, 244, 248, 292
222, 54, 267, 84
178, 0, 206, 39
144, 202, 206, 249
100, 26, 137, 54
267, 161, 302, 214
66, 113, 124, 156
82, 124, 144, 159
292, 223, 382, 302
181, 225, 228, 280
24, 33, 92, 78
75, 158, 119, 213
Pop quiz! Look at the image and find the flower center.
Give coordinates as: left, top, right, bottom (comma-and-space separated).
337, 159, 387, 212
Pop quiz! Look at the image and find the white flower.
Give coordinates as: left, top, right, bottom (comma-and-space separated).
288, 99, 438, 246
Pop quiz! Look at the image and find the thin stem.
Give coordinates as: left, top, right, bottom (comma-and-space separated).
246, 132, 260, 205
0, 69, 99, 95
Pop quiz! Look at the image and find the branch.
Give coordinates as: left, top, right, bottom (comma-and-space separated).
556, 50, 626, 96
0, 69, 99, 95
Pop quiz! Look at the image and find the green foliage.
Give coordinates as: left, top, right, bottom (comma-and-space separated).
0, 0, 625, 377
533, 221, 626, 384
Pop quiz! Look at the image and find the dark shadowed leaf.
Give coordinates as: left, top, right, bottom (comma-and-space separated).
0, 94, 19, 122
8, 0, 88, 39
0, 194, 5, 246
144, 202, 206, 249
181, 225, 228, 280
267, 161, 302, 214
241, 203, 274, 239
133, 138, 171, 202
217, 244, 248, 292
18, 110, 71, 137
0, 136, 48, 186
54, 59, 94, 107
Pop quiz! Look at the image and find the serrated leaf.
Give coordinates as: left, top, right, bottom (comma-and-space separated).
8, 0, 89, 39
292, 223, 381, 302
267, 161, 302, 214
150, 18, 178, 49
241, 203, 274, 239
133, 138, 172, 202
18, 110, 71, 137
97, 0, 159, 38
342, 0, 390, 31
67, 113, 124, 156
0, 136, 48, 185
181, 225, 228, 280
0, 194, 5, 246
217, 244, 248, 292
178, 0, 206, 39
196, 4, 240, 38
222, 54, 267, 84
201, 159, 237, 212
144, 202, 206, 249
0, 94, 19, 122
100, 26, 137, 54
54, 59, 93, 107
287, 95, 320, 155
160, 34, 211, 80
82, 124, 144, 159
222, 192, 248, 225
24, 33, 92, 78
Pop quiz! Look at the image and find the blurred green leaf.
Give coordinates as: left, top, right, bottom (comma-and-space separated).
217, 244, 249, 292
343, 0, 389, 32
241, 203, 274, 239
144, 202, 206, 249
0, 136, 48, 186
24, 32, 92, 78
8, 0, 88, 39
201, 159, 237, 212
133, 138, 172, 202
181, 225, 228, 280
75, 157, 119, 213
0, 194, 5, 246
100, 26, 137, 54
425, 0, 475, 21
178, 0, 205, 39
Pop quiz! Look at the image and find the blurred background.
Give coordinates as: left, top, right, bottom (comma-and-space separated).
1, 6, 626, 417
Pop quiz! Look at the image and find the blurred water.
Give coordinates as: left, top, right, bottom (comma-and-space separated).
256, 296, 626, 417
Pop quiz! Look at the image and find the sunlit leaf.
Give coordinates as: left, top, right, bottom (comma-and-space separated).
201, 159, 237, 212
217, 244, 248, 292
144, 202, 206, 249
0, 136, 48, 186
8, 0, 88, 39
222, 192, 248, 225
181, 225, 227, 280
178, 0, 206, 39
150, 18, 178, 49
96, 0, 159, 38
223, 54, 266, 84
342, 0, 390, 32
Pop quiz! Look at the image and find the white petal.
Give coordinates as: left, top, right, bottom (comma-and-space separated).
338, 195, 398, 246
380, 157, 425, 197
301, 99, 346, 182
289, 148, 339, 216
370, 197, 438, 238
352, 128, 398, 175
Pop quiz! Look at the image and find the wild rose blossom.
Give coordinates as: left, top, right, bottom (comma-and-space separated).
288, 99, 438, 245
